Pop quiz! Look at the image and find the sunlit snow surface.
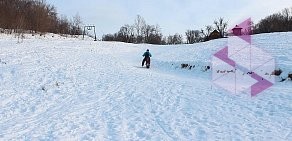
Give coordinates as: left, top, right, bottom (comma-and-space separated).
0, 33, 291, 140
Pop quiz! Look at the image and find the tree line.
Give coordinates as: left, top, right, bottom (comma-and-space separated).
0, 0, 291, 43
253, 7, 292, 34
102, 15, 164, 44
0, 0, 82, 35
102, 15, 228, 45
103, 7, 292, 45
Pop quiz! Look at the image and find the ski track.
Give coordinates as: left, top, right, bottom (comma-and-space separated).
0, 33, 291, 140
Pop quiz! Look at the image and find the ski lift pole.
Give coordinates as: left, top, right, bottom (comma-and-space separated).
83, 25, 97, 41
93, 26, 97, 41
83, 26, 86, 40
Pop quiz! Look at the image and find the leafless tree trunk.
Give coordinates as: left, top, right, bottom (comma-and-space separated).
185, 30, 195, 44
134, 15, 146, 43
214, 18, 228, 37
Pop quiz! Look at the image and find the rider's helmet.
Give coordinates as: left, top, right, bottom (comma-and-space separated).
146, 49, 149, 51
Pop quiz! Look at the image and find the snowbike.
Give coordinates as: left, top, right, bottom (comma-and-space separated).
142, 57, 151, 69
146, 59, 150, 69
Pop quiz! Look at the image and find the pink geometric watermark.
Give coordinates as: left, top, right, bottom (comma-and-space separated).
212, 18, 275, 96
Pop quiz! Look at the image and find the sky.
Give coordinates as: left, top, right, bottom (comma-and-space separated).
47, 0, 292, 39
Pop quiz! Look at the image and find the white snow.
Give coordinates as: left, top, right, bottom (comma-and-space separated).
0, 32, 291, 140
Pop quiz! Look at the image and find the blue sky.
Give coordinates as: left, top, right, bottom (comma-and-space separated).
47, 0, 292, 39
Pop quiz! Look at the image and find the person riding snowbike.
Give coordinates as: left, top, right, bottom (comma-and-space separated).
142, 49, 152, 68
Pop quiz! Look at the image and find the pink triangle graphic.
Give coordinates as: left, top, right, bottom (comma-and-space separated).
214, 46, 236, 67
229, 18, 252, 44
250, 73, 273, 97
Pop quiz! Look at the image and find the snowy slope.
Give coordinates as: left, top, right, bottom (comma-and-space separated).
0, 32, 291, 141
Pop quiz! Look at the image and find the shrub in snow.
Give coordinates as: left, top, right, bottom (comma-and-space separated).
288, 73, 292, 80
272, 69, 282, 76
181, 64, 195, 70
181, 64, 189, 69
0, 59, 6, 64
201, 65, 211, 72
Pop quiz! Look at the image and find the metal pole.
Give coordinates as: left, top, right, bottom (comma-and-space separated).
83, 26, 86, 40
94, 26, 97, 41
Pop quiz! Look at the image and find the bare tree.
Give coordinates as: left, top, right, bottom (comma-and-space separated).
200, 25, 213, 41
72, 13, 82, 35
185, 29, 203, 43
144, 25, 155, 43
147, 24, 163, 44
167, 33, 183, 44
128, 25, 135, 43
205, 25, 213, 36
185, 30, 196, 44
214, 18, 228, 37
282, 8, 290, 21
134, 15, 146, 43
193, 30, 201, 42
102, 16, 163, 44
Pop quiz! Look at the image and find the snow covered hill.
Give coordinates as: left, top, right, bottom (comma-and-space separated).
0, 32, 291, 140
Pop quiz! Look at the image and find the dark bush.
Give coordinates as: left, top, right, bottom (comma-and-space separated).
272, 69, 282, 76
288, 73, 292, 80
